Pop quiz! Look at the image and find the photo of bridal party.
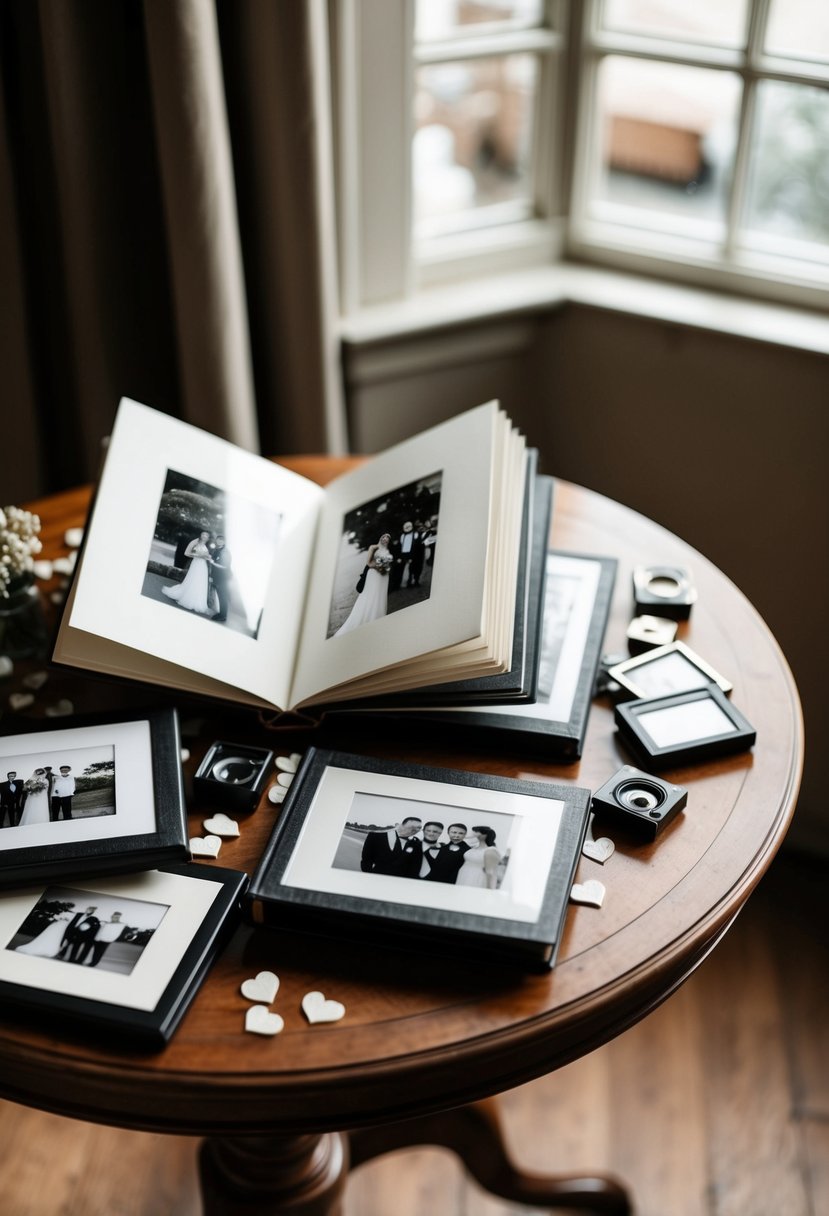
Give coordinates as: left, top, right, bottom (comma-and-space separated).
6, 885, 167, 977
142, 469, 281, 640
331, 794, 514, 894
0, 744, 115, 833
326, 472, 442, 638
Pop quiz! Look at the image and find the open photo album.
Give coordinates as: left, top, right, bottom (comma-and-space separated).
53, 397, 529, 714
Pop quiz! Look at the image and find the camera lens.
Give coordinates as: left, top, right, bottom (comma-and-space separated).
615, 778, 666, 813
211, 756, 258, 785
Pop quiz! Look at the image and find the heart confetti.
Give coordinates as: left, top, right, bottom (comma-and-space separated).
244, 1005, 285, 1036
582, 837, 615, 865
64, 527, 84, 548
0, 657, 13, 679
9, 692, 34, 712
570, 879, 606, 909
268, 785, 286, 804
189, 834, 222, 859
45, 699, 74, 718
275, 755, 298, 773
22, 670, 49, 691
203, 813, 240, 838
276, 772, 294, 789
32, 560, 54, 580
241, 971, 280, 1004
52, 554, 77, 576
301, 991, 346, 1025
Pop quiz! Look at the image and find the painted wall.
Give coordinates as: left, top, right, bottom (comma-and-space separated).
344, 303, 829, 853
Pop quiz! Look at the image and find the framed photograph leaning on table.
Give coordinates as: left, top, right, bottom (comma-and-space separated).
0, 708, 189, 888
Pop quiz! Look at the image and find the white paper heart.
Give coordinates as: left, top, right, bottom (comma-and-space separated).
290, 753, 302, 764
241, 971, 280, 1003
245, 1005, 285, 1036
22, 670, 49, 691
189, 834, 222, 859
204, 813, 240, 838
570, 879, 606, 909
52, 553, 77, 576
582, 837, 615, 865
45, 699, 74, 718
9, 692, 34, 711
301, 991, 346, 1025
0, 656, 13, 678
275, 755, 298, 773
276, 772, 294, 789
32, 559, 54, 580
268, 785, 286, 804
64, 527, 84, 548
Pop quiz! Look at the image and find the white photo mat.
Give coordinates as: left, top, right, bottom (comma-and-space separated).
0, 870, 221, 1011
0, 719, 155, 850
282, 765, 565, 924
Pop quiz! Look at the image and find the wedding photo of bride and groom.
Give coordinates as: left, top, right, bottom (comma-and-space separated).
141, 469, 282, 641
6, 885, 167, 977
332, 796, 513, 895
326, 472, 442, 638
0, 745, 116, 832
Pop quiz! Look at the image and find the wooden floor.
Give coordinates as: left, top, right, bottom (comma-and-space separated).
0, 852, 826, 1216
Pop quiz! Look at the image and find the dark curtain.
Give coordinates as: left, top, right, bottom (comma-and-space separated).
0, 0, 340, 504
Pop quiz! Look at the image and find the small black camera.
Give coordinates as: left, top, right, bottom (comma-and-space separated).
193, 740, 274, 814
633, 565, 697, 620
591, 765, 687, 840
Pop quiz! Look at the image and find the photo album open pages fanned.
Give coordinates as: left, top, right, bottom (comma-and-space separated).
53, 398, 528, 715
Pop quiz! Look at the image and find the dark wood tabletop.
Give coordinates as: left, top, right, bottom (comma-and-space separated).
0, 459, 803, 1213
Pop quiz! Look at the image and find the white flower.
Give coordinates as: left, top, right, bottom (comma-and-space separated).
0, 506, 42, 598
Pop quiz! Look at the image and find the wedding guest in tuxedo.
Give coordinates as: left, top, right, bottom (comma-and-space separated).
86, 911, 124, 967
50, 765, 75, 821
360, 815, 423, 878
208, 535, 233, 623
61, 905, 102, 964
390, 521, 423, 591
0, 771, 24, 828
409, 519, 426, 587
422, 822, 471, 884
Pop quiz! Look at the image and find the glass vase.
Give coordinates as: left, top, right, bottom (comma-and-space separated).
0, 574, 49, 660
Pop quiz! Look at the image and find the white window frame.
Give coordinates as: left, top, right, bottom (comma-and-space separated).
332, 0, 829, 317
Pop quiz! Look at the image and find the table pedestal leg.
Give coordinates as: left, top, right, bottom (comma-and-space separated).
198, 1131, 348, 1215
349, 1099, 631, 1214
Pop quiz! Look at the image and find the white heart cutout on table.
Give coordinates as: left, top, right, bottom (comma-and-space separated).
189, 834, 222, 859
302, 991, 346, 1025
0, 657, 14, 678
9, 692, 34, 711
45, 699, 74, 718
570, 879, 606, 909
241, 971, 280, 1004
276, 772, 294, 789
22, 670, 49, 691
64, 527, 84, 548
52, 553, 77, 576
245, 1005, 285, 1036
268, 785, 286, 804
275, 755, 298, 774
32, 559, 53, 580
582, 837, 615, 865
203, 813, 240, 838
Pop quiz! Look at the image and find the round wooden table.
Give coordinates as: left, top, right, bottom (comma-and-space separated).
0, 462, 803, 1215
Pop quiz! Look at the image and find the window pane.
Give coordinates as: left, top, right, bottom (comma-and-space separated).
592, 57, 741, 233
413, 54, 537, 232
602, 0, 748, 49
743, 81, 829, 250
765, 1, 829, 62
416, 0, 543, 43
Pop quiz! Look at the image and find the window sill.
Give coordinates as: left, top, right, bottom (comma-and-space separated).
339, 263, 829, 357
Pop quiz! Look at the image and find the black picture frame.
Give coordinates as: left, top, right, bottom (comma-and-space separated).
0, 708, 189, 889
247, 748, 591, 971
0, 864, 247, 1046
614, 686, 756, 769
608, 640, 733, 701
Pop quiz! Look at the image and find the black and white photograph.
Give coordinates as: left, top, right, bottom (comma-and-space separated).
0, 744, 114, 832
607, 640, 733, 701
0, 710, 189, 888
332, 794, 515, 892
326, 472, 442, 638
248, 750, 592, 968
5, 883, 167, 976
142, 468, 283, 640
0, 866, 247, 1044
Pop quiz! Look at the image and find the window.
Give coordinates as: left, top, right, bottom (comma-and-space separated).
334, 0, 829, 312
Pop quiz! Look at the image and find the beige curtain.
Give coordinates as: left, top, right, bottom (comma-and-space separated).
0, 0, 342, 504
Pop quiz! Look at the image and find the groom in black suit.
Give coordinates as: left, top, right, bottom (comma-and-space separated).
0, 772, 24, 828
210, 535, 233, 623
361, 816, 423, 878
422, 822, 470, 884
61, 906, 101, 964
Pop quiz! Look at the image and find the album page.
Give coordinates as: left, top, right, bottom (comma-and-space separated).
288, 401, 526, 709
55, 399, 324, 710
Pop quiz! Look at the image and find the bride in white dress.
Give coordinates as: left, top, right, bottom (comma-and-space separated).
335, 534, 393, 636
456, 826, 501, 890
162, 531, 215, 615
14, 908, 74, 958
18, 769, 51, 827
